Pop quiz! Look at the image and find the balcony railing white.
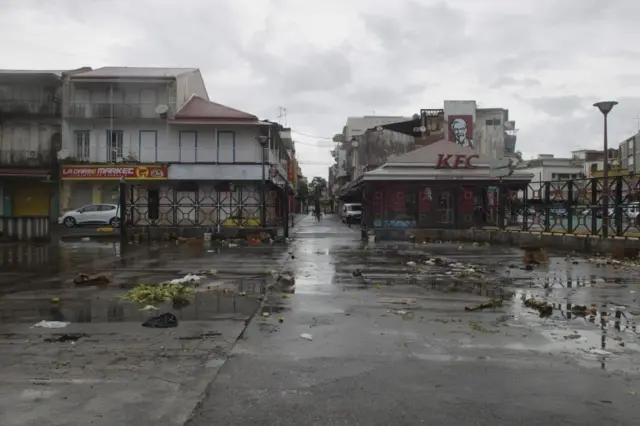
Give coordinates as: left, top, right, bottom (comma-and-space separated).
67, 103, 170, 119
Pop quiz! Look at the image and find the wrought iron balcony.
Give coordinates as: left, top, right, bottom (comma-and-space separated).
66, 103, 170, 119
0, 100, 60, 117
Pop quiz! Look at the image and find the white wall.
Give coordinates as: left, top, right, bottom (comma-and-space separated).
475, 109, 506, 160
176, 70, 209, 107
62, 120, 264, 164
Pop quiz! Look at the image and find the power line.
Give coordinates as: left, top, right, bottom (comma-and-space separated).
291, 129, 335, 140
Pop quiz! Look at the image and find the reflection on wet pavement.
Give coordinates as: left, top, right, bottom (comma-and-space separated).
0, 240, 291, 325
283, 215, 640, 373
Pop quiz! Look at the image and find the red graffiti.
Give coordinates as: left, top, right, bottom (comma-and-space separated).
436, 154, 479, 169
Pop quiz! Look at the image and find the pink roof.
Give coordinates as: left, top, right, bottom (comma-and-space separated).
387, 139, 492, 165
174, 95, 258, 121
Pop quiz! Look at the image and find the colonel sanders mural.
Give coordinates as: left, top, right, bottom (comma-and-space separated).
448, 116, 474, 149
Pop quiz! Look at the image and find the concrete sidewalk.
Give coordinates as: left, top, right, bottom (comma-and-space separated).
188, 214, 640, 426
0, 241, 294, 426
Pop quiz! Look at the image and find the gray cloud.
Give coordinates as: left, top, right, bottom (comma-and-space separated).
525, 95, 588, 117
490, 76, 541, 89
1, 0, 640, 179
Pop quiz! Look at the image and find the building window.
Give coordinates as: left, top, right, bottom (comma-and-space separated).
107, 130, 124, 162
74, 131, 90, 161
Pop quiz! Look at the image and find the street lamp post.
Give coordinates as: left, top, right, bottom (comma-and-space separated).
594, 101, 618, 238
257, 135, 269, 227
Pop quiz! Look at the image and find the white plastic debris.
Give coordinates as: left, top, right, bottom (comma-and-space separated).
81, 237, 90, 242
168, 274, 203, 285
140, 305, 159, 312
300, 333, 313, 341
590, 349, 613, 356
406, 261, 416, 267
32, 320, 69, 329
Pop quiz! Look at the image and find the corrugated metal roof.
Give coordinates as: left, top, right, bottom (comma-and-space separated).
174, 95, 258, 120
0, 69, 66, 77
72, 67, 197, 78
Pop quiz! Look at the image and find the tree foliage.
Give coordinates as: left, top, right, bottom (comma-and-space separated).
308, 176, 327, 202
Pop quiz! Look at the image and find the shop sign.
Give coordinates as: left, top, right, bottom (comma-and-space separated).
61, 165, 168, 180
435, 154, 479, 169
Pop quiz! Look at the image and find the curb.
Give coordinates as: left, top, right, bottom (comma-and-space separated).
182, 240, 297, 425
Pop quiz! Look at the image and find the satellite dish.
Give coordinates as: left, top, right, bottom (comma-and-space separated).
155, 104, 169, 115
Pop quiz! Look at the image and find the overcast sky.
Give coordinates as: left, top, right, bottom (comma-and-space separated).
2, 0, 639, 180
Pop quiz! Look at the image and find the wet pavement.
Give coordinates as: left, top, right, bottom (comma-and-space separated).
189, 215, 640, 426
0, 239, 292, 426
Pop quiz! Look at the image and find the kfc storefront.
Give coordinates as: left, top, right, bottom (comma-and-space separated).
358, 139, 532, 239
60, 165, 168, 211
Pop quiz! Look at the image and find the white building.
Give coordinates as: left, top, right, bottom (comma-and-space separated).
59, 66, 295, 230
515, 154, 584, 198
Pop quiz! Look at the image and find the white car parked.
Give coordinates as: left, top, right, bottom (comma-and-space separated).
59, 204, 121, 228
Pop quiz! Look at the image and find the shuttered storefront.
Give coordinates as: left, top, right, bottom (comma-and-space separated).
12, 182, 50, 216
68, 182, 93, 210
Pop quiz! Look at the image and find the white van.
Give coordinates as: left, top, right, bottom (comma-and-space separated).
340, 203, 362, 223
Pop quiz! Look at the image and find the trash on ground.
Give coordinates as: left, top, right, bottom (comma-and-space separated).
44, 333, 86, 343
200, 269, 218, 276
81, 237, 90, 242
73, 272, 111, 285
51, 298, 60, 303
278, 317, 284, 323
300, 333, 313, 341
262, 312, 270, 317
465, 298, 503, 311
169, 273, 203, 284
140, 305, 159, 312
121, 283, 195, 306
522, 296, 553, 317
142, 312, 178, 328
32, 320, 69, 329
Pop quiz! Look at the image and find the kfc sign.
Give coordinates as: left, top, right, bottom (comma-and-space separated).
435, 154, 479, 169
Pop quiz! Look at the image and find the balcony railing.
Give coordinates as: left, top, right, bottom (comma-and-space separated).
0, 100, 60, 116
0, 149, 55, 167
67, 103, 170, 119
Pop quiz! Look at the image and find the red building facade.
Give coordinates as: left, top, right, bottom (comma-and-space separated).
357, 140, 532, 239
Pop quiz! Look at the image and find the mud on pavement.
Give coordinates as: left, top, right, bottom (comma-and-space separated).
0, 240, 293, 426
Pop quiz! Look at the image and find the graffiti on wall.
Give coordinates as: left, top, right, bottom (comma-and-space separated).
447, 115, 474, 149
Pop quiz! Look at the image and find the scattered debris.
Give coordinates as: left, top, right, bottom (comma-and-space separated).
300, 333, 313, 341
44, 333, 86, 343
522, 296, 554, 317
168, 274, 203, 284
140, 305, 159, 312
73, 273, 111, 285
32, 320, 69, 329
121, 283, 195, 306
142, 312, 178, 328
523, 246, 549, 265
465, 298, 504, 312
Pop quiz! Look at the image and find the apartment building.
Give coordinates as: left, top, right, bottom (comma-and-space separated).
58, 66, 295, 230
0, 69, 70, 218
